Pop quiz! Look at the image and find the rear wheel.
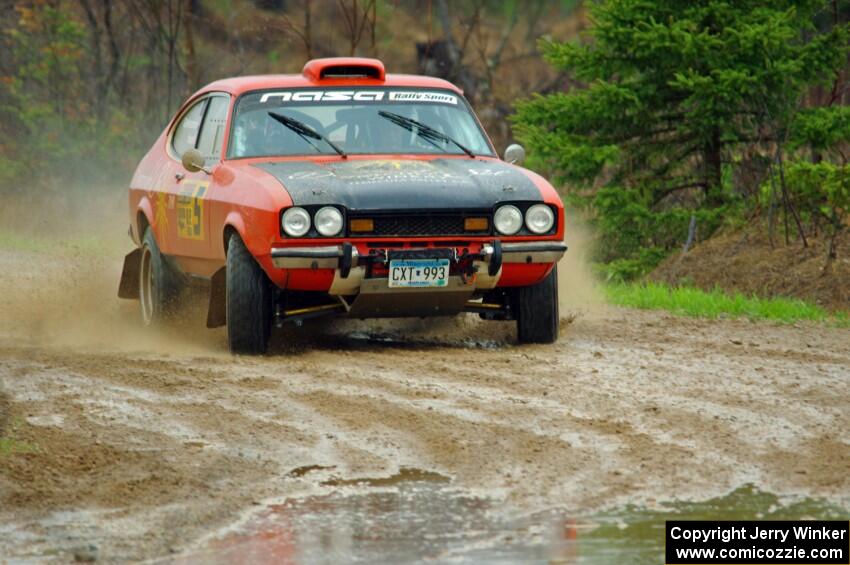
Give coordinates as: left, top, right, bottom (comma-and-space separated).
515, 265, 559, 344
139, 227, 183, 326
226, 234, 272, 355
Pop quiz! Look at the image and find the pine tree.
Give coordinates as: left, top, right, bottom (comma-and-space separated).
514, 0, 848, 209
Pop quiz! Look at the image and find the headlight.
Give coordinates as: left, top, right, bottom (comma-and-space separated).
525, 204, 555, 234
494, 205, 523, 235
281, 207, 311, 237
314, 206, 343, 236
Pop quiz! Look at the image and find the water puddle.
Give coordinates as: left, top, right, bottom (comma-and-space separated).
177, 471, 848, 564
574, 487, 848, 564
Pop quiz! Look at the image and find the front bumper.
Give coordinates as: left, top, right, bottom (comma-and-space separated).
498, 242, 568, 264
270, 240, 566, 295
270, 241, 567, 270
270, 244, 357, 270
269, 241, 566, 319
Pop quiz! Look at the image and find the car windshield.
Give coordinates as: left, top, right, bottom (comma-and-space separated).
228, 87, 494, 158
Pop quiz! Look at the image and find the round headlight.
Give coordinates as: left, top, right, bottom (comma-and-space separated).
282, 207, 311, 237
494, 205, 523, 235
525, 204, 555, 234
314, 206, 343, 237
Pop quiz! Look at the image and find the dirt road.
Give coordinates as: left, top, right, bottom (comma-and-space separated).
0, 236, 849, 561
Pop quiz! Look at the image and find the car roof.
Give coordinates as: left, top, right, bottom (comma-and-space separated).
198, 57, 463, 98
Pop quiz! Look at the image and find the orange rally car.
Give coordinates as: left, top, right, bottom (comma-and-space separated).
118, 57, 566, 354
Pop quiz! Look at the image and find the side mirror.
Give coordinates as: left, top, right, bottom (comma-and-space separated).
181, 148, 207, 173
503, 143, 526, 165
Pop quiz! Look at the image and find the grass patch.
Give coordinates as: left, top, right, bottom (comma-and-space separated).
606, 282, 849, 327
0, 417, 40, 458
0, 437, 38, 457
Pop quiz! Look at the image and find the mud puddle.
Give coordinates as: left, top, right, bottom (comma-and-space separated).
174, 474, 848, 564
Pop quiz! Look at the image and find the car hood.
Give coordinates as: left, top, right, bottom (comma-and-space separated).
253, 158, 542, 211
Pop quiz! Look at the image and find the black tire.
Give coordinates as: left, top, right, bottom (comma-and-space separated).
516, 265, 559, 344
226, 234, 272, 354
139, 227, 184, 326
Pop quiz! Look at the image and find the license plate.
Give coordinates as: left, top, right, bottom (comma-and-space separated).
388, 259, 450, 288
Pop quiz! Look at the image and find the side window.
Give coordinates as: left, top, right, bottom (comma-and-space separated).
172, 99, 208, 156
196, 96, 229, 165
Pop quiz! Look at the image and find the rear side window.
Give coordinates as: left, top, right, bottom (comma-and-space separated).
196, 96, 229, 165
172, 99, 208, 156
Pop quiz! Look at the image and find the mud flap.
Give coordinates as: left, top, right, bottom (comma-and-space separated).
206, 267, 226, 328
118, 248, 142, 299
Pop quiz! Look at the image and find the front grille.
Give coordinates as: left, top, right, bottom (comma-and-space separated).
349, 212, 491, 237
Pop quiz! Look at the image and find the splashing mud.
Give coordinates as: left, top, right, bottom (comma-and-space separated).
0, 190, 601, 352
0, 189, 226, 355
558, 216, 605, 319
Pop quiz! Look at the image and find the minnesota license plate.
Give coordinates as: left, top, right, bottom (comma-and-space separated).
388, 259, 450, 288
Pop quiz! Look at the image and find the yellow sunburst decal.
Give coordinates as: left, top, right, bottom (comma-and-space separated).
154, 191, 169, 236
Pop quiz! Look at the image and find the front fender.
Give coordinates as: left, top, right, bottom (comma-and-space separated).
222, 211, 247, 257
222, 211, 288, 289
135, 196, 155, 245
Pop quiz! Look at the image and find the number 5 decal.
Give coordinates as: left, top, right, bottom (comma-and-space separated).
176, 180, 209, 240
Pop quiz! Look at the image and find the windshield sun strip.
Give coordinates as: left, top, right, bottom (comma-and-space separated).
224, 87, 495, 160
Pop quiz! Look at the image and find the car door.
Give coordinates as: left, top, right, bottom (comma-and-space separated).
164, 94, 229, 263
158, 96, 207, 258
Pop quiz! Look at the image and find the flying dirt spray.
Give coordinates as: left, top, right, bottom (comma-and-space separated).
558, 214, 605, 321
0, 190, 602, 351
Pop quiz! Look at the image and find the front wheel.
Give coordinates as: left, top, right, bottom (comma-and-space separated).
226, 234, 272, 354
515, 265, 559, 344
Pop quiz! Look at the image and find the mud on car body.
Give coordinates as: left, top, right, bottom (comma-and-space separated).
119, 57, 566, 354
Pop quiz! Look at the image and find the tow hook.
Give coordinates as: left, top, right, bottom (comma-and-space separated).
484, 240, 502, 276
340, 242, 354, 279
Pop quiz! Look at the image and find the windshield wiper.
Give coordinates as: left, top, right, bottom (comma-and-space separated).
377, 110, 476, 158
268, 112, 347, 158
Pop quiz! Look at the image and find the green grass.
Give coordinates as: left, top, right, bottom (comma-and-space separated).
0, 417, 39, 458
0, 437, 38, 457
606, 281, 850, 327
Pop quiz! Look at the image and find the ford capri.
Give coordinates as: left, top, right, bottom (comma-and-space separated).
118, 57, 566, 354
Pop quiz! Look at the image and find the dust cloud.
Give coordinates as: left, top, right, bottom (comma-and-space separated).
0, 188, 602, 352
558, 214, 604, 321
0, 187, 225, 355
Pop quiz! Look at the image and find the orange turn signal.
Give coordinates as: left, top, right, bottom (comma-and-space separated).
350, 218, 374, 232
464, 217, 489, 231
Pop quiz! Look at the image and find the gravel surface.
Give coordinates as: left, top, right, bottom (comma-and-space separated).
0, 245, 848, 561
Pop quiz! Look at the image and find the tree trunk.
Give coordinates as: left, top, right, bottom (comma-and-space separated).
703, 128, 724, 208
304, 0, 312, 59
79, 0, 105, 121
183, 1, 199, 92
776, 144, 809, 248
